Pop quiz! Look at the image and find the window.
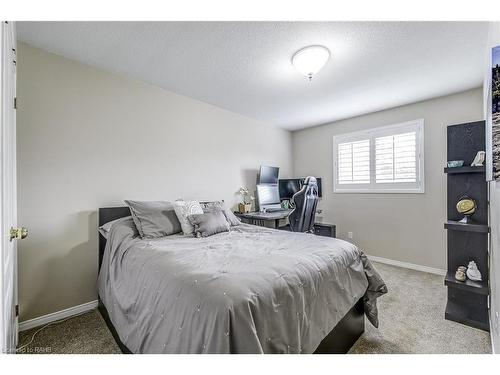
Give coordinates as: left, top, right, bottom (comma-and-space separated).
333, 119, 424, 193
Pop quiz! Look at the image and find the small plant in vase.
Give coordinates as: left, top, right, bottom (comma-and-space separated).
238, 187, 254, 213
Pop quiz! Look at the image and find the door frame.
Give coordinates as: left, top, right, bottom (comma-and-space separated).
0, 20, 17, 354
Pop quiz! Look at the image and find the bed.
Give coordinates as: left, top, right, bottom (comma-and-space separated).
97, 206, 387, 354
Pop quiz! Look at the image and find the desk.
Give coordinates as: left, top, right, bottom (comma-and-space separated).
235, 210, 337, 238
234, 210, 292, 229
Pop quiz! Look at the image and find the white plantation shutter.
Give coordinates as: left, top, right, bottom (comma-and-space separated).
375, 132, 416, 183
333, 120, 424, 193
337, 140, 370, 184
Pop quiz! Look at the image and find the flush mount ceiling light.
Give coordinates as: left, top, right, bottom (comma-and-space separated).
292, 45, 330, 81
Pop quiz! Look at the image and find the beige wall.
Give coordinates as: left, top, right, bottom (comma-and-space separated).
292, 88, 483, 270
16, 43, 292, 321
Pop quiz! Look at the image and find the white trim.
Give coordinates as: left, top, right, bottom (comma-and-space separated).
18, 300, 98, 332
492, 329, 497, 354
491, 313, 497, 354
368, 255, 446, 276
1, 20, 18, 354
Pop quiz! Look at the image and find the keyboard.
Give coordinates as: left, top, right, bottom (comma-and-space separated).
263, 208, 289, 213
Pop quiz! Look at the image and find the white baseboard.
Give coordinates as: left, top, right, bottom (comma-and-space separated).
368, 255, 446, 276
19, 300, 98, 332
491, 318, 497, 354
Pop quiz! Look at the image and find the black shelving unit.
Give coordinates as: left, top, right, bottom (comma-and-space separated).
444, 221, 490, 233
444, 121, 489, 331
444, 166, 486, 174
444, 272, 489, 295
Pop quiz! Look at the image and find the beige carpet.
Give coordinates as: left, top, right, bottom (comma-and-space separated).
17, 310, 120, 354
17, 262, 491, 354
349, 262, 491, 353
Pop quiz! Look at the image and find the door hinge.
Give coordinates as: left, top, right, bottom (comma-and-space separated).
14, 97, 17, 109
15, 305, 19, 317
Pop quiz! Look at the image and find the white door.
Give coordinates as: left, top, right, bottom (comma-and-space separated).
0, 20, 19, 354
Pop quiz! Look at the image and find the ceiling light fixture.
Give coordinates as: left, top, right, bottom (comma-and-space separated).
292, 45, 330, 81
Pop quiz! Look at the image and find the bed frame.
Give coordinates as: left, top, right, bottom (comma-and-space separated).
97, 206, 364, 354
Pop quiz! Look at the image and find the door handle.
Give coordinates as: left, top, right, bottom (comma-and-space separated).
10, 227, 28, 241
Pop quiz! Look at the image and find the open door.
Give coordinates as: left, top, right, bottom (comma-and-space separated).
1, 20, 23, 354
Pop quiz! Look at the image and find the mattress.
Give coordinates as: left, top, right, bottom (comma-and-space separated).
98, 218, 386, 353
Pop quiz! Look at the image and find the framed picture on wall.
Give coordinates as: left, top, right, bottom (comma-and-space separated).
491, 45, 500, 180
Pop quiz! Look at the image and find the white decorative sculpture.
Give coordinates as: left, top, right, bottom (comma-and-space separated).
471, 151, 485, 167
466, 261, 482, 281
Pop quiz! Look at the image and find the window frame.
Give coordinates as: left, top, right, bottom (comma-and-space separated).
332, 119, 425, 194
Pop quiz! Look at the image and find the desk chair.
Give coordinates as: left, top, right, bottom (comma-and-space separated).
288, 176, 319, 233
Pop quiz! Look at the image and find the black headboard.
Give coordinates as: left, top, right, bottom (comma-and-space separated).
98, 207, 131, 272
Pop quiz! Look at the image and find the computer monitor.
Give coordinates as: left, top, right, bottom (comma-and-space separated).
259, 166, 279, 184
256, 184, 281, 207
279, 179, 302, 200
278, 177, 322, 199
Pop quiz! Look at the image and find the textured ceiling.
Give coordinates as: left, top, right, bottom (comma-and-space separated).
17, 21, 488, 130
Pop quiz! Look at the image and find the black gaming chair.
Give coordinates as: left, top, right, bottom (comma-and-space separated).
288, 176, 319, 233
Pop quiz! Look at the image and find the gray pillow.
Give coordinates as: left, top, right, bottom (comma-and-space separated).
99, 216, 138, 240
98, 216, 133, 239
200, 200, 241, 226
188, 210, 230, 238
125, 200, 182, 239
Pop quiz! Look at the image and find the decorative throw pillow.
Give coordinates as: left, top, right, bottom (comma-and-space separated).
200, 200, 241, 226
124, 200, 182, 239
173, 200, 204, 235
199, 200, 222, 211
188, 210, 230, 238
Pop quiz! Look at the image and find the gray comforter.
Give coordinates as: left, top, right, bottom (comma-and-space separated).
98, 218, 387, 354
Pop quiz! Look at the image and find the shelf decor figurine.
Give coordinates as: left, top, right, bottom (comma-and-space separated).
447, 160, 464, 168
466, 261, 483, 281
455, 266, 467, 282
456, 195, 477, 224
237, 187, 253, 213
471, 151, 486, 167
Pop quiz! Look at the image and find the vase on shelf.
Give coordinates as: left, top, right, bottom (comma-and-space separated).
238, 203, 252, 214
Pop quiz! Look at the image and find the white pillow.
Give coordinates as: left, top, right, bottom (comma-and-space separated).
173, 200, 204, 235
